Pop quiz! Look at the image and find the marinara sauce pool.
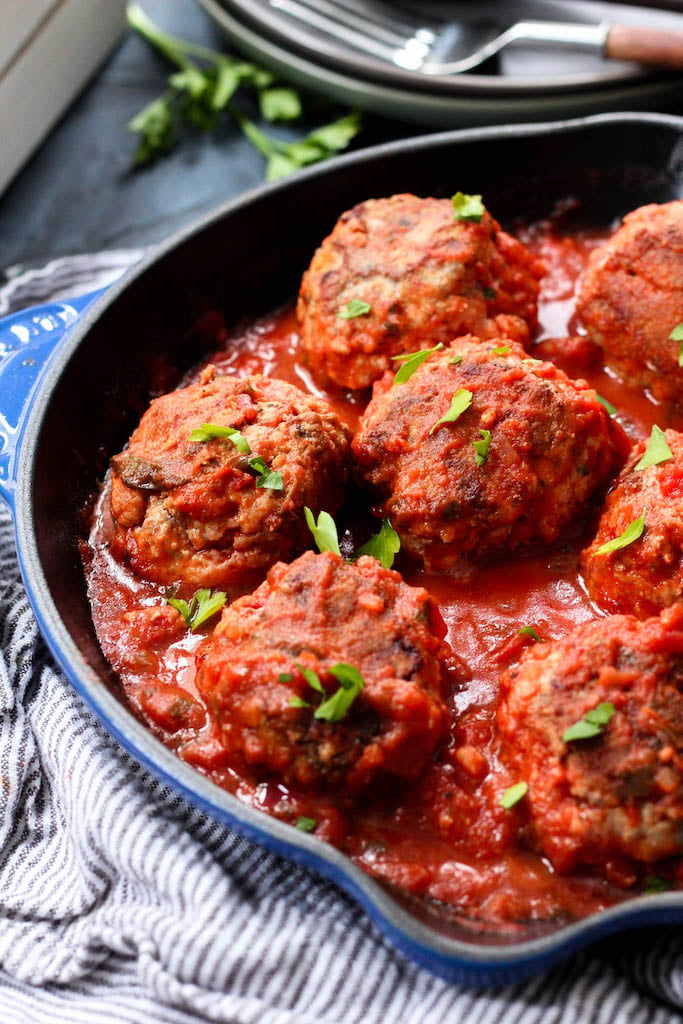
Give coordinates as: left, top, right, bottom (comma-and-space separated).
85, 208, 683, 934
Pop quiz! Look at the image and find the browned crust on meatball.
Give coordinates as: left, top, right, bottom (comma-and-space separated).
576, 200, 683, 404
298, 194, 544, 391
352, 335, 620, 571
195, 551, 450, 793
498, 605, 683, 872
581, 429, 683, 618
110, 368, 350, 588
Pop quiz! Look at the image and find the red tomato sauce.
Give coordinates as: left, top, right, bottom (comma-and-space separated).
85, 212, 683, 934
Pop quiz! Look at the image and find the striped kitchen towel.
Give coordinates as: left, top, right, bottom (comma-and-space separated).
0, 256, 682, 1024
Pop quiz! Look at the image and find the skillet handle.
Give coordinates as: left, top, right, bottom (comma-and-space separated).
0, 289, 105, 510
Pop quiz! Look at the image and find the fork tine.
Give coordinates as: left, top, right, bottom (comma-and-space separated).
269, 0, 428, 68
336, 0, 437, 44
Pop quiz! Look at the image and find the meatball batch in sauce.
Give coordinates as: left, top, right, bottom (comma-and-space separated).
581, 427, 683, 618
576, 199, 683, 405
498, 604, 683, 875
195, 550, 450, 793
298, 193, 544, 391
352, 336, 622, 572
110, 366, 350, 589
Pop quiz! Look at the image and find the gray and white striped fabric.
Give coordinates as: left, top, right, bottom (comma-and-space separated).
1, 257, 683, 1024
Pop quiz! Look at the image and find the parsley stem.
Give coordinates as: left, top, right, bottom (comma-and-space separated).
230, 106, 280, 159
127, 4, 196, 70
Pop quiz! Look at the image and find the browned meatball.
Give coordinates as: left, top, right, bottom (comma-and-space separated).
498, 605, 683, 873
110, 367, 349, 588
298, 194, 544, 391
352, 336, 621, 572
195, 551, 450, 792
576, 200, 683, 404
581, 429, 683, 618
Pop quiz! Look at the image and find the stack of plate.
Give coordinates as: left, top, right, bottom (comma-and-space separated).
197, 0, 683, 125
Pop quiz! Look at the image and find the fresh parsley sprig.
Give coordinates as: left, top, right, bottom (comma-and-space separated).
126, 4, 361, 178
288, 662, 365, 722
189, 422, 284, 490
391, 343, 443, 385
356, 518, 401, 569
562, 702, 615, 743
634, 425, 673, 471
167, 587, 227, 631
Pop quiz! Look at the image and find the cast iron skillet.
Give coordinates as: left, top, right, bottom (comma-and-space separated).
1, 113, 683, 987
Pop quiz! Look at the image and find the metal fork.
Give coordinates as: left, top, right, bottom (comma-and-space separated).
267, 0, 683, 75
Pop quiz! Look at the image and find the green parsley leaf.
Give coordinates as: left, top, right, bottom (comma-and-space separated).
127, 93, 176, 165
645, 875, 671, 893
670, 322, 683, 367
167, 587, 227, 632
295, 816, 317, 832
596, 513, 646, 556
500, 782, 528, 809
296, 663, 325, 695
451, 192, 485, 223
246, 455, 284, 490
259, 86, 302, 123
391, 343, 443, 384
596, 394, 617, 417
522, 357, 542, 365
429, 389, 473, 435
518, 625, 540, 642
304, 507, 341, 556
189, 422, 251, 454
288, 695, 312, 709
634, 425, 673, 471
473, 428, 492, 466
356, 518, 401, 569
337, 298, 371, 320
315, 663, 365, 723
278, 672, 293, 682
492, 345, 510, 355
449, 355, 463, 366
261, 111, 362, 181
563, 702, 615, 743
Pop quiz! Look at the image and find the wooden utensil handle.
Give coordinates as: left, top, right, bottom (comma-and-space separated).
606, 23, 683, 69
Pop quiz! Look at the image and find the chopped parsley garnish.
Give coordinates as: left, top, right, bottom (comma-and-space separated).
645, 875, 671, 893
278, 672, 293, 682
189, 422, 251, 453
167, 588, 227, 631
518, 625, 540, 642
451, 192, 485, 223
356, 518, 401, 569
670, 322, 683, 367
304, 507, 341, 556
246, 455, 284, 490
492, 345, 510, 356
449, 355, 463, 366
596, 394, 617, 417
522, 357, 541, 365
562, 702, 615, 743
500, 782, 528, 809
288, 662, 365, 722
429, 389, 473, 435
190, 424, 283, 488
337, 299, 371, 320
596, 513, 645, 556
635, 425, 673, 471
472, 428, 492, 466
391, 342, 443, 384
295, 816, 317, 833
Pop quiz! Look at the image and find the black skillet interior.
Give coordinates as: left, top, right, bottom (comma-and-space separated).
26, 114, 683, 955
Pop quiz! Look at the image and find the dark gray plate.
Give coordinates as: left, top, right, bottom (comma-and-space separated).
199, 0, 683, 124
